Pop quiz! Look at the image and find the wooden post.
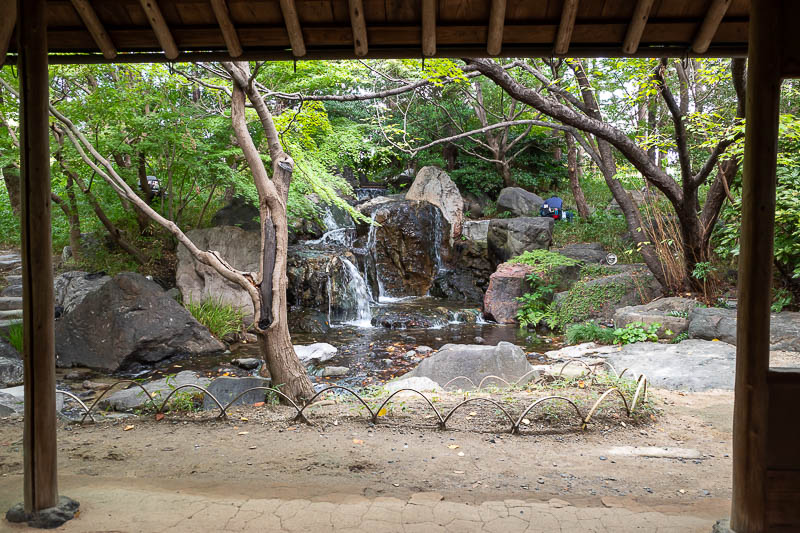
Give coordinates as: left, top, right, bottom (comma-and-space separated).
18, 0, 59, 513
731, 0, 781, 531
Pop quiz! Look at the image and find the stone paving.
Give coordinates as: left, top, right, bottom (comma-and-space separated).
3, 486, 716, 532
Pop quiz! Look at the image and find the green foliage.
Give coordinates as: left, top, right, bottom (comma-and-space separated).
691, 261, 715, 281
551, 279, 628, 330
509, 249, 580, 274
671, 331, 690, 344
771, 288, 793, 313
2, 322, 23, 353
612, 322, 661, 344
553, 211, 641, 264
515, 273, 558, 329
666, 310, 689, 318
185, 298, 245, 339
579, 264, 614, 280
565, 321, 616, 345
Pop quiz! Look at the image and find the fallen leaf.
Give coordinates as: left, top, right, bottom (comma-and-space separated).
353, 439, 364, 445
469, 412, 477, 416
123, 425, 134, 431
448, 444, 460, 449
238, 431, 249, 436
377, 407, 388, 417
578, 380, 586, 389
249, 445, 257, 450
287, 426, 297, 431
453, 470, 465, 474
240, 417, 248, 422
253, 402, 265, 407
154, 413, 165, 421
457, 452, 465, 457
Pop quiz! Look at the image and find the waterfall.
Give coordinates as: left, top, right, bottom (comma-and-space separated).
431, 207, 447, 275
337, 258, 372, 327
307, 205, 355, 247
365, 212, 389, 301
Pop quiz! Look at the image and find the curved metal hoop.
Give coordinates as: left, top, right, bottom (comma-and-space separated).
558, 359, 596, 378
583, 387, 631, 429
441, 376, 477, 390
477, 375, 511, 390
223, 386, 304, 421
298, 385, 375, 420
441, 397, 516, 431
55, 390, 96, 423
372, 389, 444, 425
157, 384, 226, 417
630, 375, 648, 412
80, 380, 158, 425
514, 396, 585, 433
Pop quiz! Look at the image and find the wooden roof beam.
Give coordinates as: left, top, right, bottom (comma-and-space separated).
692, 0, 733, 54
554, 0, 579, 56
421, 0, 436, 57
138, 0, 180, 59
71, 0, 118, 59
210, 0, 243, 57
0, 2, 15, 66
278, 0, 306, 57
487, 0, 506, 56
348, 0, 368, 57
622, 0, 655, 55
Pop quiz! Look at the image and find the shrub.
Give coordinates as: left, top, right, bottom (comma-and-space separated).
565, 321, 616, 345
2, 322, 23, 353
185, 298, 245, 339
515, 273, 558, 329
612, 322, 660, 345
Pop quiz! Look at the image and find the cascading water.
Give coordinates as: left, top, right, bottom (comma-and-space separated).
338, 258, 372, 327
307, 205, 355, 247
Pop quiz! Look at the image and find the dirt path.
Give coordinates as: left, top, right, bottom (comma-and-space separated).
0, 387, 733, 530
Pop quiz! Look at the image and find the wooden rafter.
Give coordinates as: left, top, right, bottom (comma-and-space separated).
71, 0, 118, 59
554, 0, 579, 55
692, 0, 733, 54
0, 2, 15, 67
421, 0, 436, 57
138, 0, 180, 59
487, 0, 507, 56
210, 0, 243, 57
348, 0, 368, 57
622, 0, 655, 55
278, 0, 306, 57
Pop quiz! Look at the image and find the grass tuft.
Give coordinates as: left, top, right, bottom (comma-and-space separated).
185, 297, 245, 339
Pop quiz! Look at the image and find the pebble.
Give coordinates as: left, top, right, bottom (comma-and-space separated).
599, 456, 607, 461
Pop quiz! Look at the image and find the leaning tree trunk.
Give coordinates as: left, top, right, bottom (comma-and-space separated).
565, 133, 589, 218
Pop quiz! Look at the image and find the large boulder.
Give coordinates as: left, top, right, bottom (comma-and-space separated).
294, 343, 338, 365
430, 270, 484, 304
553, 267, 662, 325
614, 297, 697, 338
605, 339, 736, 391
359, 199, 449, 297
496, 187, 544, 217
203, 376, 271, 410
371, 306, 450, 329
453, 220, 493, 288
55, 273, 225, 372
482, 262, 535, 324
462, 191, 490, 218
688, 307, 800, 351
405, 166, 464, 241
554, 243, 608, 264
210, 195, 260, 231
54, 271, 111, 315
176, 226, 261, 321
404, 342, 534, 388
487, 217, 554, 268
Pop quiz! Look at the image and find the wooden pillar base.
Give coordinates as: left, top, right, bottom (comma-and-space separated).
6, 496, 79, 529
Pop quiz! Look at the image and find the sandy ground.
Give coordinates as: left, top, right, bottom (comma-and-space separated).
0, 386, 734, 529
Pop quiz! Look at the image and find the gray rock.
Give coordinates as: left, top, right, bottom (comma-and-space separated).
6, 495, 79, 529
0, 336, 19, 359
429, 270, 484, 304
176, 226, 261, 321
55, 273, 225, 372
454, 220, 493, 288
0, 356, 23, 387
487, 217, 554, 268
165, 287, 182, 302
0, 296, 22, 311
210, 195, 260, 231
294, 343, 337, 365
321, 366, 349, 377
383, 376, 442, 394
54, 270, 111, 315
0, 386, 64, 416
605, 339, 736, 391
203, 376, 270, 410
231, 357, 261, 370
496, 187, 544, 216
405, 166, 464, 242
555, 243, 608, 264
405, 342, 534, 388
289, 309, 330, 334
1, 282, 22, 297
99, 371, 211, 411
614, 297, 697, 338
688, 307, 800, 351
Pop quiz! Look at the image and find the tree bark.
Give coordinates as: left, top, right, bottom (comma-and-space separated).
565, 133, 589, 218
2, 164, 21, 216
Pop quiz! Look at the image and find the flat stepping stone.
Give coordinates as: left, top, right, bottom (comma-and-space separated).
0, 297, 22, 311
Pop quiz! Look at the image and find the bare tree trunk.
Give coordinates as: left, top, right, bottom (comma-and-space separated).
50, 192, 82, 262
196, 182, 218, 228
565, 133, 589, 218
2, 164, 21, 216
